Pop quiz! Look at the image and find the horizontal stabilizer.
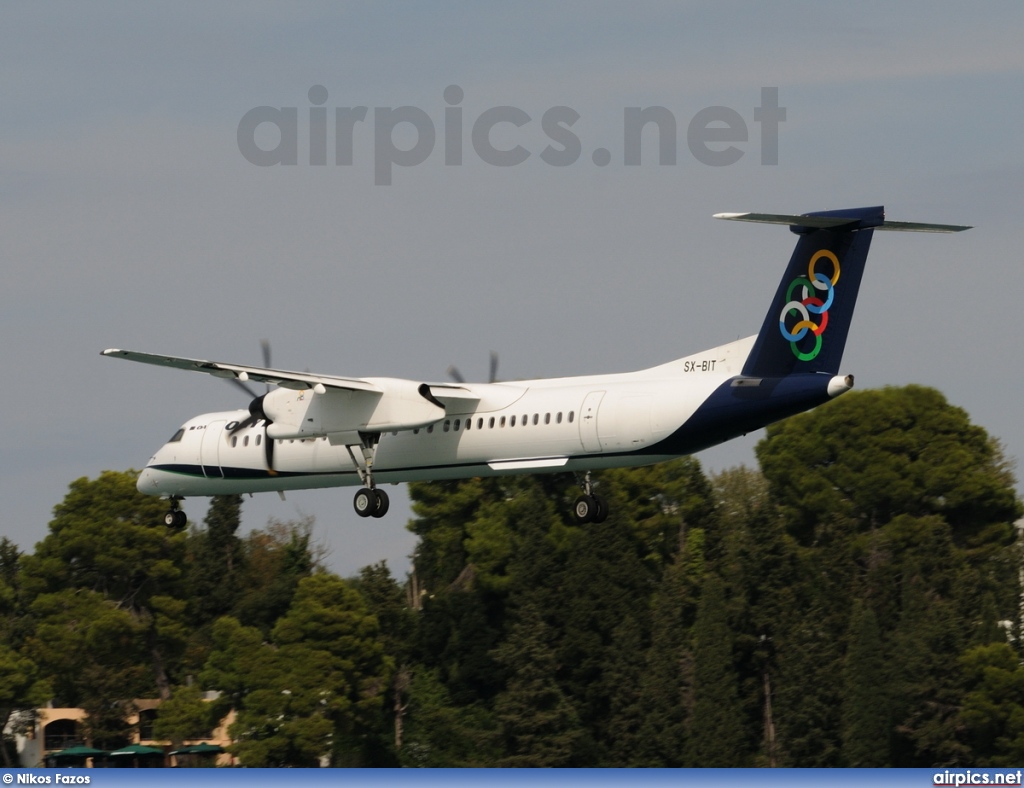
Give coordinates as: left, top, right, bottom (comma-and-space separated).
714, 211, 971, 234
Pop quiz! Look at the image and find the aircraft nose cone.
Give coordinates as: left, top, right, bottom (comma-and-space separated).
137, 466, 160, 494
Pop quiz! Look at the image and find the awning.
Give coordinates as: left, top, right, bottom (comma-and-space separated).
108, 743, 165, 757
170, 742, 224, 756
49, 746, 107, 758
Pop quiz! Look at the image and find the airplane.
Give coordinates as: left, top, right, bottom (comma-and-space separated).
103, 206, 969, 528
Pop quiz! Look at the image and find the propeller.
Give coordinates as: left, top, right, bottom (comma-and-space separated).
224, 341, 277, 475
448, 351, 500, 384
223, 339, 272, 398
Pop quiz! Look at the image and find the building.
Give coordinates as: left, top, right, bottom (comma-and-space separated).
9, 699, 236, 768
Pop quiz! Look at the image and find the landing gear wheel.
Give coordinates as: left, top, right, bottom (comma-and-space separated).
592, 494, 609, 524
354, 488, 376, 518
164, 510, 187, 529
372, 488, 390, 518
574, 495, 597, 524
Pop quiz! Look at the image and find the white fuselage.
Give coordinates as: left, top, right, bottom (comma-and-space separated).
137, 337, 766, 498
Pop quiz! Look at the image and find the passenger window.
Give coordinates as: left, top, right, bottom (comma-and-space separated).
243, 436, 249, 447
414, 429, 420, 434
464, 419, 470, 431
545, 413, 551, 424
510, 415, 516, 427
557, 412, 563, 424
256, 434, 262, 446
444, 420, 451, 432
478, 418, 484, 430
500, 416, 506, 428
231, 436, 237, 448
454, 419, 461, 431
522, 415, 527, 426
533, 414, 539, 425
488, 417, 495, 429
169, 428, 185, 443
427, 425, 434, 433
568, 411, 575, 423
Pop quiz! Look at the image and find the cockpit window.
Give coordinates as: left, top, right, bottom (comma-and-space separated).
168, 428, 185, 443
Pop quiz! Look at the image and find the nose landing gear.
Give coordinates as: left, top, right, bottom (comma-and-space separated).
163, 498, 188, 529
573, 472, 608, 524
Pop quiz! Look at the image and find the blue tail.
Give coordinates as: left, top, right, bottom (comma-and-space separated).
739, 206, 883, 378
644, 207, 969, 458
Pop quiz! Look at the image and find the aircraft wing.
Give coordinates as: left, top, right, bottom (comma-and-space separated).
101, 349, 382, 393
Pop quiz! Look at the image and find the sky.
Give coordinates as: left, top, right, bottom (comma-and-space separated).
2, 1, 1022, 578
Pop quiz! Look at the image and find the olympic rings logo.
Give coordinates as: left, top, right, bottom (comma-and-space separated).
778, 249, 840, 361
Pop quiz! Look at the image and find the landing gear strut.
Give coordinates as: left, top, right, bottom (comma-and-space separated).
573, 472, 608, 524
347, 432, 390, 518
163, 498, 187, 529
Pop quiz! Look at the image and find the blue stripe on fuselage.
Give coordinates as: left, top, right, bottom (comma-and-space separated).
639, 373, 835, 457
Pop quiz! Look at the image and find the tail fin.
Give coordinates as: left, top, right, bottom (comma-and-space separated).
716, 206, 970, 378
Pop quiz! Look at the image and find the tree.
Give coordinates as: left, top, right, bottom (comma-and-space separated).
842, 601, 889, 765
630, 529, 705, 766
202, 573, 392, 766
959, 643, 1024, 765
20, 471, 188, 704
27, 588, 149, 747
754, 386, 1021, 766
687, 572, 747, 766
230, 516, 319, 634
152, 683, 217, 749
493, 602, 585, 766
0, 644, 50, 767
397, 668, 502, 767
186, 495, 244, 627
756, 385, 1020, 546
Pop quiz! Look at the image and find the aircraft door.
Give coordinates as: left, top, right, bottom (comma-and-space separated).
579, 391, 605, 452
200, 420, 226, 478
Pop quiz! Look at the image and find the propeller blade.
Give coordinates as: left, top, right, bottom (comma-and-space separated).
260, 340, 271, 394
489, 351, 499, 383
228, 414, 260, 435
265, 428, 276, 475
230, 393, 269, 434
227, 377, 260, 399
447, 365, 466, 384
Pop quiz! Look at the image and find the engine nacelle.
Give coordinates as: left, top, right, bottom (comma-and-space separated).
262, 379, 445, 439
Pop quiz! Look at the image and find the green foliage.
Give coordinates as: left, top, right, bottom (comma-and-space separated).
21, 471, 182, 604
203, 573, 392, 766
151, 683, 216, 746
959, 643, 1024, 765
0, 643, 50, 767
397, 668, 501, 767
186, 495, 244, 627
8, 385, 1023, 768
757, 385, 1021, 544
493, 602, 585, 766
26, 589, 148, 747
229, 516, 318, 634
842, 602, 889, 765
687, 573, 747, 766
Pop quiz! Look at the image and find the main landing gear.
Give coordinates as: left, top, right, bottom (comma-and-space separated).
573, 472, 608, 524
346, 432, 390, 518
163, 498, 187, 529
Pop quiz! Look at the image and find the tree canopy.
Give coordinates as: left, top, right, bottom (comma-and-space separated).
3, 385, 1022, 766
